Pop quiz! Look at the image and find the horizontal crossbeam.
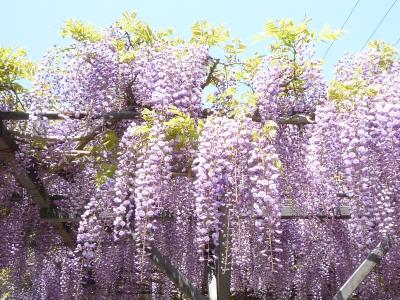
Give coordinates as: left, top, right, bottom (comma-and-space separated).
281, 206, 351, 219
0, 110, 315, 125
0, 110, 141, 121
38, 205, 352, 224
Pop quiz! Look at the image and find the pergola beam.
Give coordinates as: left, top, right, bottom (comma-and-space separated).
0, 110, 315, 125
281, 205, 351, 219
38, 205, 352, 224
0, 110, 141, 121
332, 236, 393, 300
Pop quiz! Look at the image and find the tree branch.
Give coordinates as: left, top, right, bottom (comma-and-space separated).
201, 59, 220, 89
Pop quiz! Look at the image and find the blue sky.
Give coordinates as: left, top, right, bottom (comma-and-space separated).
1, 0, 400, 77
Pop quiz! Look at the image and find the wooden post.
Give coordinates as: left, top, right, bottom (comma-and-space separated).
208, 205, 232, 300
332, 235, 393, 300
207, 205, 351, 300
207, 271, 218, 300
216, 205, 232, 300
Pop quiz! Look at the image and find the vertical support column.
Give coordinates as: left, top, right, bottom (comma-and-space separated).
208, 271, 218, 300
217, 205, 232, 300
208, 205, 232, 300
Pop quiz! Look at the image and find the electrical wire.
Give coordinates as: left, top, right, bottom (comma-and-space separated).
394, 36, 400, 46
322, 0, 362, 59
360, 0, 398, 50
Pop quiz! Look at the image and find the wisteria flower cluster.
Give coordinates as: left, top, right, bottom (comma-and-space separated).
2, 16, 400, 300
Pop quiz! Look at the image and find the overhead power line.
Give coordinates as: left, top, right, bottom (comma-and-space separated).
323, 0, 362, 59
360, 0, 398, 50
395, 36, 400, 46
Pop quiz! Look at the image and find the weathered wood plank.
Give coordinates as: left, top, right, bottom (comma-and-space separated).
277, 113, 315, 125
39, 208, 79, 223
214, 205, 232, 300
0, 110, 141, 121
332, 236, 393, 300
37, 205, 352, 224
208, 274, 217, 300
281, 206, 351, 219
148, 246, 209, 300
0, 110, 315, 125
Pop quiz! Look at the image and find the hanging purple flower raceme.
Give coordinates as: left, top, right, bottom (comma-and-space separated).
132, 121, 172, 282
193, 115, 283, 292
305, 44, 400, 296
254, 41, 326, 121
132, 43, 210, 117
112, 121, 142, 240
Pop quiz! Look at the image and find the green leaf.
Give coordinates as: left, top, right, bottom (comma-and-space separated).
224, 38, 247, 54
190, 20, 230, 46
368, 40, 398, 70
0, 47, 35, 95
132, 125, 151, 136
261, 120, 278, 140
261, 18, 316, 51
142, 108, 156, 123
95, 163, 117, 185
165, 106, 200, 150
191, 21, 202, 36
116, 11, 159, 47
328, 76, 378, 107
243, 91, 258, 107
273, 158, 283, 172
264, 21, 280, 37
61, 19, 102, 42
320, 25, 345, 41
102, 130, 119, 151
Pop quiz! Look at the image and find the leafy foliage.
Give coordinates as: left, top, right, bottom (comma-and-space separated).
131, 108, 155, 137
319, 24, 345, 42
116, 12, 158, 46
0, 268, 10, 300
368, 40, 398, 70
85, 130, 120, 185
165, 106, 202, 150
95, 162, 117, 185
327, 41, 396, 106
102, 130, 119, 151
0, 47, 35, 93
261, 120, 278, 140
61, 19, 103, 42
261, 18, 316, 50
190, 20, 230, 46
224, 38, 247, 55
116, 11, 177, 50
257, 18, 343, 52
328, 78, 378, 106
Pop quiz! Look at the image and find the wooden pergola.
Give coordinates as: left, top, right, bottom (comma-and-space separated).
0, 111, 392, 300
